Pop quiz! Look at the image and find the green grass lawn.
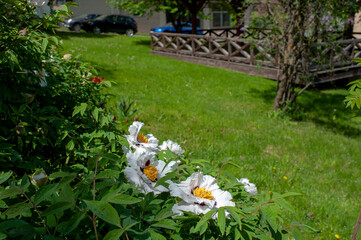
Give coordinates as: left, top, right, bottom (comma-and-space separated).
58, 31, 361, 239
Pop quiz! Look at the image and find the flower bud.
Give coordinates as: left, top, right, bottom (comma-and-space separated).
62, 54, 72, 60
31, 170, 48, 187
18, 28, 28, 36
22, 93, 35, 104
15, 125, 26, 135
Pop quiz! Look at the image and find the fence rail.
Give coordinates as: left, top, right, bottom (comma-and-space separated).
150, 32, 361, 83
151, 32, 277, 66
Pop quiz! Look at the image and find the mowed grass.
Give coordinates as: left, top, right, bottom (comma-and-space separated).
58, 31, 361, 239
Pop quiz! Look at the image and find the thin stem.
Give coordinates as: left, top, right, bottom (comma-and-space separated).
351, 205, 361, 240
216, 161, 227, 182
92, 153, 101, 240
92, 218, 99, 240
74, 204, 93, 221
93, 154, 100, 201
240, 196, 284, 221
23, 192, 51, 235
176, 160, 181, 183
118, 225, 130, 240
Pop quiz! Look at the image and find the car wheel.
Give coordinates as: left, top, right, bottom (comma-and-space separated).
72, 23, 81, 32
125, 29, 134, 36
93, 27, 102, 34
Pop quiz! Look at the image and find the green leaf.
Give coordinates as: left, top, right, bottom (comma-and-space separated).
84, 200, 120, 227
118, 136, 129, 149
101, 153, 121, 162
100, 116, 108, 127
21, 174, 30, 188
103, 229, 124, 240
3, 202, 31, 218
123, 217, 138, 230
0, 171, 12, 185
275, 198, 295, 212
48, 172, 75, 179
199, 221, 208, 235
234, 228, 241, 240
42, 201, 73, 216
149, 230, 167, 240
96, 169, 120, 179
0, 186, 23, 200
108, 194, 142, 205
194, 209, 217, 232
224, 206, 241, 225
0, 220, 28, 232
60, 184, 75, 204
149, 199, 164, 205
33, 183, 59, 205
92, 107, 99, 122
291, 226, 302, 240
301, 223, 320, 233
41, 39, 48, 53
154, 172, 177, 188
280, 192, 301, 198
72, 103, 88, 117
261, 205, 278, 232
218, 207, 226, 235
0, 233, 6, 240
0, 200, 8, 208
66, 140, 75, 151
56, 212, 86, 234
152, 219, 178, 230
154, 208, 174, 221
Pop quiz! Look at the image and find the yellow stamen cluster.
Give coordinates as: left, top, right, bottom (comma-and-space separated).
193, 187, 214, 200
143, 165, 158, 181
137, 133, 148, 143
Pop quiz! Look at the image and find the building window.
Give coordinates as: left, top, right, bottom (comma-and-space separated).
212, 11, 230, 28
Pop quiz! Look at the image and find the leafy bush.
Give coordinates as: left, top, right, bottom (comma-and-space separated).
0, 1, 315, 239
0, 121, 315, 240
0, 0, 123, 173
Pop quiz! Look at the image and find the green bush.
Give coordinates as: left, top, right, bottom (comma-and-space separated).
0, 1, 316, 239
0, 0, 123, 173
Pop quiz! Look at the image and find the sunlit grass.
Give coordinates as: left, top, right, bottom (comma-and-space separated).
59, 31, 361, 239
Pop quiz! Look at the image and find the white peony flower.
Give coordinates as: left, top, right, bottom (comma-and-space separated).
169, 172, 235, 218
29, 0, 51, 18
159, 139, 184, 156
123, 121, 159, 153
124, 148, 177, 195
237, 178, 258, 195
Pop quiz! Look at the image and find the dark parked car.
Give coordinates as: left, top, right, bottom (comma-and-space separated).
82, 15, 138, 36
150, 22, 203, 35
64, 14, 101, 31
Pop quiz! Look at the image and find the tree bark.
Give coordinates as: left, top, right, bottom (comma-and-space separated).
179, 0, 206, 34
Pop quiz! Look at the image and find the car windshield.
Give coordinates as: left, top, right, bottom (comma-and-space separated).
162, 22, 191, 27
93, 15, 108, 20
75, 14, 88, 19
87, 14, 100, 19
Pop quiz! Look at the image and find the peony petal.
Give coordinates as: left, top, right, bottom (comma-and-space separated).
172, 201, 211, 216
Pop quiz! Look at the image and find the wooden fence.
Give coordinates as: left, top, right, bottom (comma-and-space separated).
150, 32, 361, 84
201, 27, 270, 40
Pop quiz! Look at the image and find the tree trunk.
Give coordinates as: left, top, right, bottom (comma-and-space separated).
235, 14, 243, 36
191, 11, 197, 34
343, 13, 355, 39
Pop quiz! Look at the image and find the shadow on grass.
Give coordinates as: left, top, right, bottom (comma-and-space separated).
249, 85, 361, 138
133, 39, 151, 46
56, 31, 116, 39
